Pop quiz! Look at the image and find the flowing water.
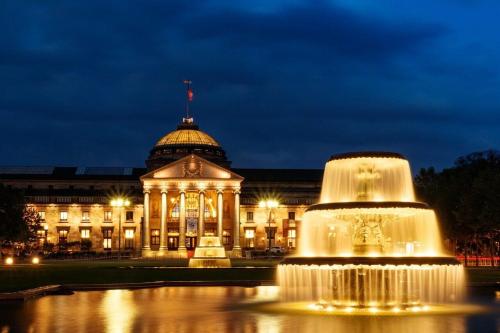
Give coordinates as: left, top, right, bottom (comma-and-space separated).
279, 153, 465, 307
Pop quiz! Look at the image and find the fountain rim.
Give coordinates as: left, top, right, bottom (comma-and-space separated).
280, 256, 461, 266
306, 201, 429, 212
328, 151, 406, 161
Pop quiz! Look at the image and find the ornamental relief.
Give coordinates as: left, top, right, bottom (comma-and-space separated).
183, 159, 203, 178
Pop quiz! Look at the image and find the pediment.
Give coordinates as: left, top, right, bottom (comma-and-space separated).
141, 154, 243, 181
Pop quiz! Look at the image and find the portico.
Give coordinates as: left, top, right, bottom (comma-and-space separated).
140, 154, 243, 258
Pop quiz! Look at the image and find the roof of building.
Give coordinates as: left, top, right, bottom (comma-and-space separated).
154, 118, 220, 147
0, 166, 323, 183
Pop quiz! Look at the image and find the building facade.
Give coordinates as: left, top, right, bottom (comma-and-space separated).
0, 117, 322, 257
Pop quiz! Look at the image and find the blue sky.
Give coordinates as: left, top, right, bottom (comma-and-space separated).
0, 0, 499, 171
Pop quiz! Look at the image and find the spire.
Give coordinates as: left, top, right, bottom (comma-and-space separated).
183, 80, 194, 124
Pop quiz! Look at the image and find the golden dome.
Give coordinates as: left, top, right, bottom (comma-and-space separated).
155, 123, 220, 147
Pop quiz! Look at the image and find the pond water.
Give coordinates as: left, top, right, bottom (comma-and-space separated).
0, 286, 498, 333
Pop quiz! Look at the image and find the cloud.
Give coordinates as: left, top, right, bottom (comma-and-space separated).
0, 0, 498, 170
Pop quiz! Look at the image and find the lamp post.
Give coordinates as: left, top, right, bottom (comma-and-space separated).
259, 199, 279, 256
110, 197, 130, 260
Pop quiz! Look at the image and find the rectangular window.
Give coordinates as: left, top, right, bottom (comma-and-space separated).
60, 211, 68, 222
288, 229, 296, 248
103, 229, 112, 250
80, 229, 90, 239
124, 229, 135, 249
37, 229, 46, 245
82, 211, 90, 222
38, 211, 46, 221
58, 229, 68, 244
244, 228, 255, 248
151, 229, 160, 246
104, 211, 112, 222
125, 211, 134, 221
246, 211, 254, 222
222, 230, 231, 246
288, 211, 296, 220
265, 227, 277, 247
168, 236, 179, 250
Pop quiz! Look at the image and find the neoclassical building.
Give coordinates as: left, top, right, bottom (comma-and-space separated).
0, 117, 322, 257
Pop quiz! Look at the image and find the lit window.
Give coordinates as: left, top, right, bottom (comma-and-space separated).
58, 229, 68, 244
171, 204, 179, 218
288, 229, 296, 248
104, 211, 112, 222
151, 229, 160, 245
247, 211, 254, 222
125, 229, 134, 239
82, 211, 90, 222
244, 228, 255, 248
103, 229, 112, 250
37, 229, 45, 244
125, 229, 135, 249
245, 229, 255, 238
39, 211, 46, 221
81, 229, 90, 239
222, 230, 231, 246
60, 211, 68, 221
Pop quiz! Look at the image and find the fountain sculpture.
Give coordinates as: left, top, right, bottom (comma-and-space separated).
189, 236, 231, 268
278, 152, 464, 311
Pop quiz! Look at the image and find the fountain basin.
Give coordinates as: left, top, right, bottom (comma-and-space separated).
277, 259, 464, 307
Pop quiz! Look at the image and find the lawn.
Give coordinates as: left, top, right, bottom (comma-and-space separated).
0, 259, 497, 293
0, 258, 278, 292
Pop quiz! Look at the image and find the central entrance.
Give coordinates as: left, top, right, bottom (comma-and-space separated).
186, 192, 199, 250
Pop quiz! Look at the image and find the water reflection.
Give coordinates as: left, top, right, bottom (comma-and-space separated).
0, 287, 497, 333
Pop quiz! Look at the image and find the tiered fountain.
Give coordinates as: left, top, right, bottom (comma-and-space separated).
278, 152, 464, 312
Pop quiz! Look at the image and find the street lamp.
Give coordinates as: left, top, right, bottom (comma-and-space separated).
259, 199, 279, 255
110, 197, 130, 260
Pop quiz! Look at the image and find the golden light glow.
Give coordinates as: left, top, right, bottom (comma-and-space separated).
32, 257, 40, 265
110, 197, 130, 207
155, 129, 220, 147
5, 257, 13, 265
259, 199, 279, 209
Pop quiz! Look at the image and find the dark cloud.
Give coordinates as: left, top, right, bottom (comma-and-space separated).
0, 0, 498, 171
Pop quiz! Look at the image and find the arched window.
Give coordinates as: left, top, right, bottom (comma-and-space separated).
171, 203, 179, 218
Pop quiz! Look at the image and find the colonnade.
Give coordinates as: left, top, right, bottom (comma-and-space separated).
142, 187, 241, 255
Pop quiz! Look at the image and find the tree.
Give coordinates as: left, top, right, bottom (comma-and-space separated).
0, 184, 41, 246
415, 150, 500, 261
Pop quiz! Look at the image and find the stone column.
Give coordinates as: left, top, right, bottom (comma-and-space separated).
198, 190, 205, 244
178, 190, 187, 256
160, 188, 168, 252
217, 189, 223, 243
142, 189, 151, 252
232, 189, 242, 257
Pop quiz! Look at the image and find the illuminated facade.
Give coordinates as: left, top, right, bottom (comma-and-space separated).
0, 117, 322, 257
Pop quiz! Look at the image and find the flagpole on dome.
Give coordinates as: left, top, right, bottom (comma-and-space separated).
183, 79, 194, 124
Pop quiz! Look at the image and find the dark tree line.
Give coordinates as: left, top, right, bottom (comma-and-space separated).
415, 150, 500, 260
0, 184, 40, 253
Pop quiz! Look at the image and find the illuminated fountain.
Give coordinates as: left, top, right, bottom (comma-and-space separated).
277, 152, 464, 311
189, 236, 231, 268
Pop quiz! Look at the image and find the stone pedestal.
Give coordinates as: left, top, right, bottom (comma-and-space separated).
189, 236, 231, 268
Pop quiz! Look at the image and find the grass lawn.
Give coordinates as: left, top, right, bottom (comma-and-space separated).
0, 259, 498, 293
0, 258, 278, 292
